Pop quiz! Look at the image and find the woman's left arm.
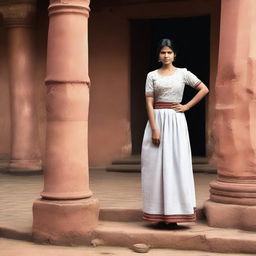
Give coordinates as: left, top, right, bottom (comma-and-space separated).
174, 82, 209, 112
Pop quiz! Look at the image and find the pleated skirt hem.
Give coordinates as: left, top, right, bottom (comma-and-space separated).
142, 208, 197, 223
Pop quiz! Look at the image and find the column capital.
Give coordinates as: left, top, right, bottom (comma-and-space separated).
0, 0, 36, 27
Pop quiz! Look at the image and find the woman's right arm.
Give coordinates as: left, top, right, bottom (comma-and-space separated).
146, 97, 160, 146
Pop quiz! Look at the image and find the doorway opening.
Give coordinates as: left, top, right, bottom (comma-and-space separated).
130, 16, 210, 157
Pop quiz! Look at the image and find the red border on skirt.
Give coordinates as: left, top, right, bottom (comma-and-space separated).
143, 210, 196, 223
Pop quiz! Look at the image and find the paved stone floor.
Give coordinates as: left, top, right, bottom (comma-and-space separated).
0, 167, 215, 232
0, 168, 255, 255
0, 238, 252, 256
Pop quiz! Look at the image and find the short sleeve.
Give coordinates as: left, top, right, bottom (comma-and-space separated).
184, 68, 202, 88
145, 72, 154, 97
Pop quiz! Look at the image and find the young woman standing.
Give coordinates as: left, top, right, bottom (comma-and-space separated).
141, 39, 209, 227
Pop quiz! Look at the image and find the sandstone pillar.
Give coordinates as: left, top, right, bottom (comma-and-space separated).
205, 0, 256, 231
2, 1, 41, 172
32, 0, 99, 244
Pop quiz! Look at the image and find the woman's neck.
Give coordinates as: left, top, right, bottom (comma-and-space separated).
160, 64, 175, 70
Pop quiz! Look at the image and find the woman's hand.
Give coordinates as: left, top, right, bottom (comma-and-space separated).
152, 129, 161, 146
173, 104, 189, 112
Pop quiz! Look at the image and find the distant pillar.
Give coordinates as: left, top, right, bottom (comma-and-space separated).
205, 0, 256, 231
2, 1, 41, 172
32, 0, 99, 244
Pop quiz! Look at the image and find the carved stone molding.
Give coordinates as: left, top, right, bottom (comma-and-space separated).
48, 0, 90, 17
0, 0, 36, 5
0, 0, 36, 27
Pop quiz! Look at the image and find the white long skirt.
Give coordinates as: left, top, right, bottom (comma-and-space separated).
141, 108, 196, 223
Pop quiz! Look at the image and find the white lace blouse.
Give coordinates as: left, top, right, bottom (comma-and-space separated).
145, 68, 201, 103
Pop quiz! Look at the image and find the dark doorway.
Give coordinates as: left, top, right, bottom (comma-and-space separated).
130, 16, 210, 156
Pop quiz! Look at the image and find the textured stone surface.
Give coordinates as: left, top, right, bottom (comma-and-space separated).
33, 198, 100, 245
213, 0, 256, 178
0, 238, 252, 256
32, 0, 98, 244
91, 221, 256, 253
0, 170, 215, 234
2, 170, 256, 252
208, 0, 256, 230
42, 0, 91, 201
205, 200, 256, 231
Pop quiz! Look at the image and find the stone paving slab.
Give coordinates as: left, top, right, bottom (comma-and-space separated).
0, 237, 253, 256
93, 221, 256, 253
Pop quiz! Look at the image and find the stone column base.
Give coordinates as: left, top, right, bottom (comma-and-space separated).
204, 200, 256, 231
9, 159, 42, 172
32, 197, 100, 245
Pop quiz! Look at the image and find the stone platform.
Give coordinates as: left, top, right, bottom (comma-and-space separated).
107, 155, 217, 173
1, 167, 256, 254
92, 219, 256, 253
0, 238, 252, 256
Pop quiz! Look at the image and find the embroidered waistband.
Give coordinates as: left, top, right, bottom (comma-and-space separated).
154, 102, 178, 109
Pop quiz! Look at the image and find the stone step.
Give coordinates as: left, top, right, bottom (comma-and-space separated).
108, 155, 216, 173
93, 220, 256, 254
99, 208, 205, 222
1, 207, 255, 254
106, 163, 216, 173
106, 164, 141, 172
0, 160, 9, 171
0, 238, 253, 256
0, 207, 204, 242
112, 155, 209, 165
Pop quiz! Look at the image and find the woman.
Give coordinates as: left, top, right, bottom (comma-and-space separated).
141, 39, 209, 227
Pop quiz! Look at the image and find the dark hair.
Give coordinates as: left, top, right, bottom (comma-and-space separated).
156, 38, 177, 58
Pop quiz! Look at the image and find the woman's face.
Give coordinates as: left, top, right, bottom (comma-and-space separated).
159, 46, 175, 65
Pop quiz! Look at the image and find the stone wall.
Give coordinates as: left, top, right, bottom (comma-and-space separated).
0, 0, 220, 167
